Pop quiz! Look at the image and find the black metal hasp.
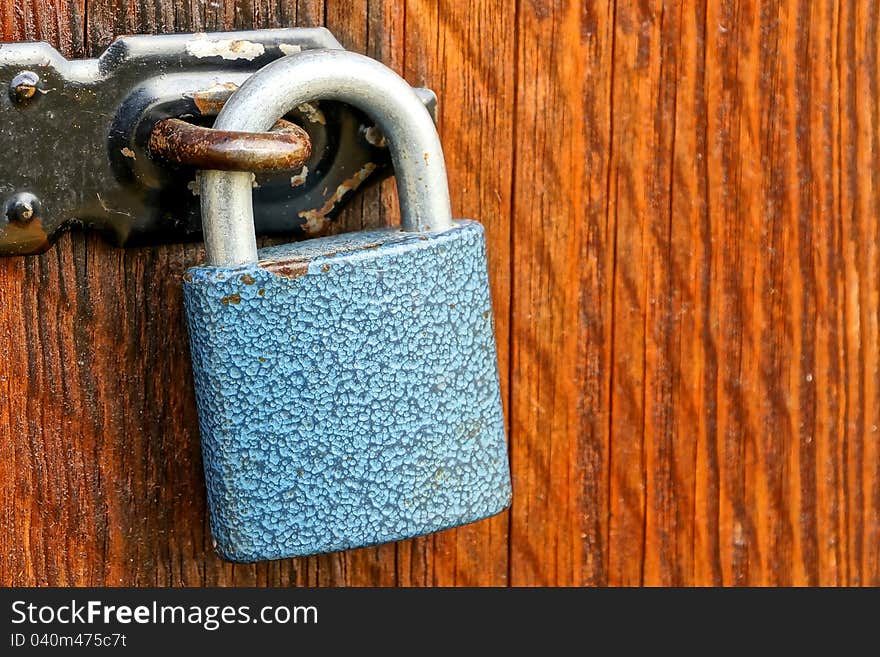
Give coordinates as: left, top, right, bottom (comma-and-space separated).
0, 28, 437, 256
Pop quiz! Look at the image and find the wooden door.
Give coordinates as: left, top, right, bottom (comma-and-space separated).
1, 0, 878, 587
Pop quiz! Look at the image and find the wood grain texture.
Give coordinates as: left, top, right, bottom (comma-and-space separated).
1, 0, 878, 586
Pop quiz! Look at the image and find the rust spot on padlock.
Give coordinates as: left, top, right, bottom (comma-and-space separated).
220, 293, 241, 305
261, 260, 310, 279
260, 239, 383, 279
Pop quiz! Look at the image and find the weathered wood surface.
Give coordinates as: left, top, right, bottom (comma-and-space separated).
1, 0, 878, 586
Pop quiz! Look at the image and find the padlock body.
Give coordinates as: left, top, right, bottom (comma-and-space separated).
183, 220, 511, 562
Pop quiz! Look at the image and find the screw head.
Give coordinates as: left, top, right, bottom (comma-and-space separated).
6, 193, 40, 224
9, 71, 40, 104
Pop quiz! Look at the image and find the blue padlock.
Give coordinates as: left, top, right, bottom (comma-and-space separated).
183, 49, 511, 562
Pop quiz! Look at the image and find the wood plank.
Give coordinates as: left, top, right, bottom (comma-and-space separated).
507, 0, 880, 587
839, 0, 880, 586
683, 0, 722, 587
640, 0, 699, 587
509, 0, 614, 586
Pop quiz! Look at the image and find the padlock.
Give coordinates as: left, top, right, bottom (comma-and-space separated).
183, 49, 511, 562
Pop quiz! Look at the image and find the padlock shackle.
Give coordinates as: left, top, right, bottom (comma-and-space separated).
199, 49, 454, 266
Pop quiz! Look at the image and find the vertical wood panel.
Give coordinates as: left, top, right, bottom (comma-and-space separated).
683, 0, 721, 587
510, 0, 614, 586
2, 0, 880, 586
840, 0, 880, 586
810, 0, 844, 586
606, 0, 658, 586
641, 0, 698, 587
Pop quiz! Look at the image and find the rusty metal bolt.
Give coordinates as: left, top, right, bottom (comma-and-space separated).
6, 193, 40, 224
9, 71, 40, 104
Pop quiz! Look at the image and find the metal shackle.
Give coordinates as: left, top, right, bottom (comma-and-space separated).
199, 49, 454, 266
